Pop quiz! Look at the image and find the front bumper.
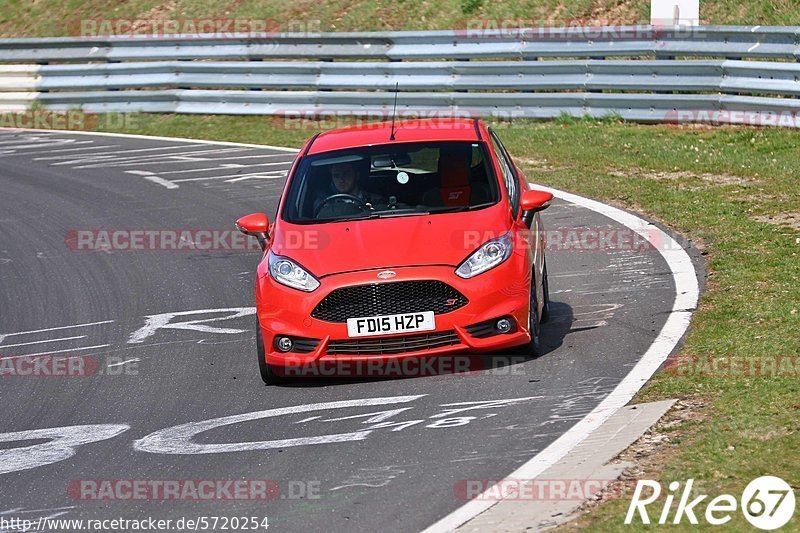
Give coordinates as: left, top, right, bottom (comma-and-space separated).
256, 257, 533, 369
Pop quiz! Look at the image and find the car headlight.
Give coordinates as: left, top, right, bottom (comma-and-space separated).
268, 252, 320, 292
455, 232, 513, 279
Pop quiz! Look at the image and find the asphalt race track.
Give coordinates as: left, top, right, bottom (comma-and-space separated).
0, 129, 698, 532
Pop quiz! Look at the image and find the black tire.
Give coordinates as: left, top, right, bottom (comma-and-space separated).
256, 320, 286, 385
516, 275, 542, 357
540, 258, 551, 324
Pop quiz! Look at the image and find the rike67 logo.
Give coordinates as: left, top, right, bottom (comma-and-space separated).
626, 477, 795, 530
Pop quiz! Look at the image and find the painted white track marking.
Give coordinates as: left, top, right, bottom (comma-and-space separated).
106, 358, 140, 368
2, 344, 111, 359
125, 170, 179, 190
153, 163, 271, 175
0, 335, 86, 349
41, 145, 198, 162
0, 320, 113, 344
172, 170, 286, 183
133, 396, 427, 454
1, 140, 95, 151
0, 128, 299, 152
29, 145, 120, 156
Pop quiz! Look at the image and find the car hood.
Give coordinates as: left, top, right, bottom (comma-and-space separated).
271, 207, 510, 278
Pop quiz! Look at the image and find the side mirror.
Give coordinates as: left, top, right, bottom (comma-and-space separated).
521, 190, 553, 212
236, 213, 269, 251
520, 190, 553, 228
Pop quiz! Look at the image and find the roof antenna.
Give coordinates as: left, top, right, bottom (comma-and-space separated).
389, 82, 399, 141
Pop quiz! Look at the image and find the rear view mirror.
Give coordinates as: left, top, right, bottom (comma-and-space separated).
235, 213, 269, 251
372, 153, 412, 168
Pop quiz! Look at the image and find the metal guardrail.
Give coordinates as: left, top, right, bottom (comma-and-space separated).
4, 90, 800, 124
1, 26, 800, 127
2, 60, 799, 97
0, 26, 799, 62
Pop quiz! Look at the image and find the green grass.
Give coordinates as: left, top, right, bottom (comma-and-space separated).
0, 0, 799, 37
87, 112, 800, 530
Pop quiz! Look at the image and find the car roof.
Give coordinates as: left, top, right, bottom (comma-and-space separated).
306, 118, 484, 155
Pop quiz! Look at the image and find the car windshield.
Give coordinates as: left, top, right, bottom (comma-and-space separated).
281, 141, 499, 224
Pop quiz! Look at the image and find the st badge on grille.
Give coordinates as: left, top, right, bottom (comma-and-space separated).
377, 270, 397, 279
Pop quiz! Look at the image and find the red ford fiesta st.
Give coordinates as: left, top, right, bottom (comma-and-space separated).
236, 118, 553, 384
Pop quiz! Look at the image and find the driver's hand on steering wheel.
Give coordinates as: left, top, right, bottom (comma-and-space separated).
314, 193, 370, 219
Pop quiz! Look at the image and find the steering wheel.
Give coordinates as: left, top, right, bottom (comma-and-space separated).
314, 193, 368, 218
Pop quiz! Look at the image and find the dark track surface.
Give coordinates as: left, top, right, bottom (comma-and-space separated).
0, 130, 681, 532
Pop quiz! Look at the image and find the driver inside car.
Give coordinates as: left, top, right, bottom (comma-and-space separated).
314, 162, 385, 219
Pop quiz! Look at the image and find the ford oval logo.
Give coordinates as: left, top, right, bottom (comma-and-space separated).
377, 270, 397, 279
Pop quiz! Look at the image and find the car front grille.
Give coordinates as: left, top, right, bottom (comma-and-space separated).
326, 330, 461, 356
311, 280, 468, 323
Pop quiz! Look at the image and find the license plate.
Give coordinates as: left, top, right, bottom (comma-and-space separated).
346, 311, 435, 338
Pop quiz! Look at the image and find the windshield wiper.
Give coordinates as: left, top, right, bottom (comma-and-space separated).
306, 202, 493, 224
369, 210, 429, 219
313, 213, 375, 224
308, 210, 426, 224
428, 202, 496, 214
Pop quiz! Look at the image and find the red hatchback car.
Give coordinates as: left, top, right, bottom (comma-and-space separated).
236, 118, 553, 384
